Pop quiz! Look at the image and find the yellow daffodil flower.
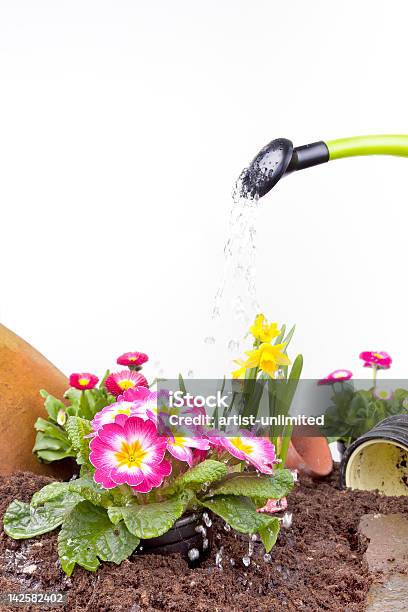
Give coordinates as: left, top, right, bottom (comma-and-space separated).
232, 359, 248, 379
232, 342, 291, 379
249, 314, 281, 344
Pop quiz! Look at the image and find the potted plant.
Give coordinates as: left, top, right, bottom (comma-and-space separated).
321, 351, 408, 449
3, 319, 298, 576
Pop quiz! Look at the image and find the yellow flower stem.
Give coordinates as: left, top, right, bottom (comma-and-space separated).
267, 376, 279, 449
277, 425, 293, 469
242, 366, 260, 419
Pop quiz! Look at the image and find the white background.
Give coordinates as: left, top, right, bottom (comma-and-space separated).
1, 1, 406, 382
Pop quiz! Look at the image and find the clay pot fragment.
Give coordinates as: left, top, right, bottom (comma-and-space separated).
0, 324, 72, 478
284, 424, 333, 478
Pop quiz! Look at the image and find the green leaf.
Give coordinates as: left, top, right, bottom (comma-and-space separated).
34, 418, 70, 442
3, 494, 81, 540
201, 495, 280, 551
209, 469, 294, 501
64, 387, 81, 404
42, 393, 66, 422
65, 416, 92, 464
178, 373, 187, 394
108, 491, 192, 539
33, 433, 70, 452
166, 460, 228, 494
58, 501, 139, 576
32, 476, 112, 509
258, 518, 280, 552
283, 325, 296, 354
35, 448, 76, 462
273, 324, 286, 345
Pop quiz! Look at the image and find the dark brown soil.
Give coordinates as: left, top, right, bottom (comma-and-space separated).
1, 469, 408, 611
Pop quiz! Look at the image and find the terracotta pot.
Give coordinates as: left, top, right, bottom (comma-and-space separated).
284, 424, 333, 478
0, 324, 73, 478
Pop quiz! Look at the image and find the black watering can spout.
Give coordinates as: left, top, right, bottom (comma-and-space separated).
240, 135, 408, 199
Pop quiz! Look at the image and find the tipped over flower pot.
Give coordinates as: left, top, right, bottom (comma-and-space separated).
0, 324, 72, 478
284, 425, 333, 478
340, 414, 408, 495
138, 511, 213, 565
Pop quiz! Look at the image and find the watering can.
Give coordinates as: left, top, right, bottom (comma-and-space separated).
241, 134, 408, 198
242, 134, 408, 491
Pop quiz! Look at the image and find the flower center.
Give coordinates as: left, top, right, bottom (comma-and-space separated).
118, 379, 136, 390
231, 437, 253, 454
373, 353, 383, 360
79, 377, 90, 386
115, 440, 147, 468
115, 407, 131, 416
128, 356, 137, 361
171, 437, 186, 447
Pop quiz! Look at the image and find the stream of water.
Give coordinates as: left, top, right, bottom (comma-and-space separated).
203, 176, 261, 375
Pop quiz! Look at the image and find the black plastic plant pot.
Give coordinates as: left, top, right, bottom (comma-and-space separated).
137, 512, 213, 566
339, 414, 408, 495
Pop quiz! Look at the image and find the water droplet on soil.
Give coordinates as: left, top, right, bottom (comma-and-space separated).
201, 517, 211, 533
215, 546, 224, 570
195, 525, 207, 538
188, 548, 200, 561
242, 555, 251, 567
282, 512, 293, 529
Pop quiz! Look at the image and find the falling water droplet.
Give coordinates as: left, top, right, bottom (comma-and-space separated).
282, 512, 293, 529
187, 370, 194, 378
227, 339, 239, 353
204, 336, 216, 345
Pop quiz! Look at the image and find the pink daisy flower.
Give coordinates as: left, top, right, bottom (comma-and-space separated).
105, 370, 148, 397
89, 416, 171, 492
119, 387, 169, 425
360, 351, 392, 370
166, 436, 210, 467
90, 401, 141, 433
374, 388, 393, 401
69, 372, 99, 390
318, 369, 353, 385
215, 432, 277, 474
117, 351, 149, 367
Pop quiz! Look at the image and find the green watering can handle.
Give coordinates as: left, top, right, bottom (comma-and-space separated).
240, 134, 408, 199
326, 134, 408, 160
